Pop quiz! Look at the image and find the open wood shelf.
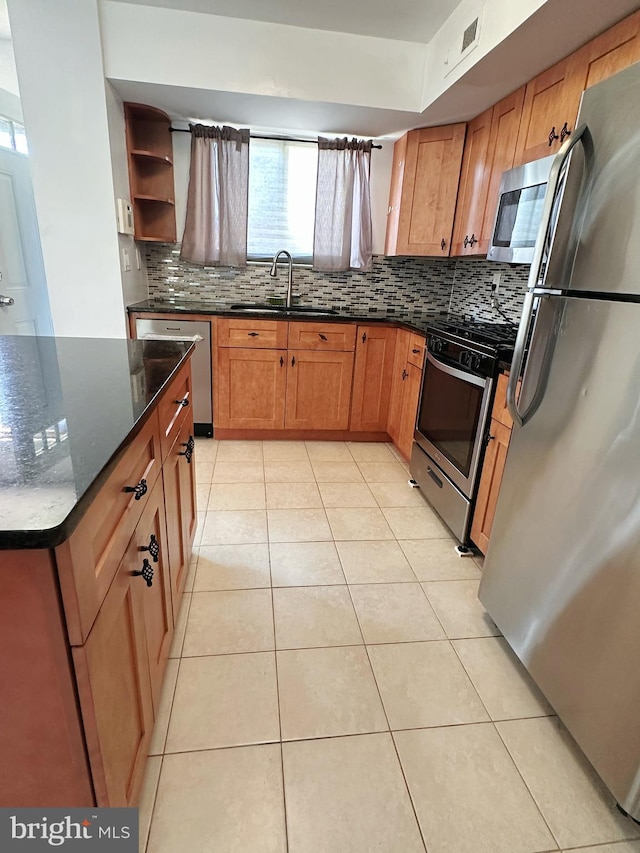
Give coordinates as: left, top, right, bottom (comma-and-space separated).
131, 149, 173, 165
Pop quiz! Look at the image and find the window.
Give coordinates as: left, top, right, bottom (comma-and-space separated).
247, 138, 317, 264
0, 116, 28, 154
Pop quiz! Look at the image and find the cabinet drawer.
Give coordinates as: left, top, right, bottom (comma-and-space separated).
288, 322, 356, 351
157, 360, 192, 461
217, 318, 288, 349
406, 333, 426, 369
55, 411, 163, 646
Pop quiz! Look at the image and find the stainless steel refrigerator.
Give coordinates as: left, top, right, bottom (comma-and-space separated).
479, 60, 640, 821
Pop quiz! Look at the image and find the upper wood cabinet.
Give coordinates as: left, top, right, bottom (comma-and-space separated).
579, 9, 640, 90
124, 103, 176, 242
385, 124, 466, 257
350, 325, 397, 432
451, 107, 494, 257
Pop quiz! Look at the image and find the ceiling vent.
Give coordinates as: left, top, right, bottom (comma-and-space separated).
462, 17, 479, 53
444, 7, 483, 77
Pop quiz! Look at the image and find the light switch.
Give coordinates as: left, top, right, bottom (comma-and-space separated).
122, 248, 132, 272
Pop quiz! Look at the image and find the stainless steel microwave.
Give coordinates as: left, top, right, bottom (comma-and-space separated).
487, 154, 555, 264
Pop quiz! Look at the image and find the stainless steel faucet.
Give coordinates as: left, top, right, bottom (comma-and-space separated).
269, 249, 299, 309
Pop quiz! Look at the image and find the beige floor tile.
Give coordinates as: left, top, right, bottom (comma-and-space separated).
194, 544, 271, 591
347, 442, 397, 462
193, 511, 206, 548
207, 482, 266, 510
311, 461, 364, 482
368, 641, 489, 730
394, 724, 557, 853
305, 440, 353, 461
400, 538, 482, 581
165, 653, 279, 752
148, 745, 286, 853
215, 440, 263, 462
336, 540, 416, 584
269, 541, 345, 586
168, 593, 191, 658
561, 844, 640, 853
195, 482, 211, 509
382, 506, 449, 539
496, 717, 640, 849
183, 555, 197, 592
139, 754, 162, 853
357, 461, 410, 483
266, 482, 322, 509
263, 440, 309, 462
195, 461, 214, 484
369, 481, 430, 508
264, 460, 315, 483
183, 589, 274, 656
212, 461, 265, 483
452, 637, 553, 721
267, 508, 332, 543
282, 733, 425, 853
422, 579, 500, 639
277, 645, 387, 740
194, 437, 218, 462
149, 659, 180, 755
200, 510, 268, 545
349, 583, 445, 644
273, 586, 362, 649
318, 482, 377, 507
326, 507, 394, 541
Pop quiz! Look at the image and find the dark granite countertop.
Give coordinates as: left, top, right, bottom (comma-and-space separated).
0, 335, 193, 550
127, 299, 447, 337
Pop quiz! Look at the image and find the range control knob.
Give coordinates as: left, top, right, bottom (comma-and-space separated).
429, 336, 447, 354
459, 351, 470, 367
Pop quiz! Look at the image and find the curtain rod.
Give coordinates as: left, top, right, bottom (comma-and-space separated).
169, 127, 382, 149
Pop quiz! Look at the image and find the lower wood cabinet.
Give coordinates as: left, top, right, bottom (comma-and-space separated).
397, 363, 423, 460
350, 326, 397, 432
163, 415, 197, 608
216, 347, 287, 429
387, 329, 425, 460
285, 350, 354, 430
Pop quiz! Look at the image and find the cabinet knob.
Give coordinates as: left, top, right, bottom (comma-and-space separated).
548, 126, 559, 146
179, 435, 195, 463
124, 478, 148, 500
402, 369, 408, 380
463, 235, 469, 248
132, 558, 154, 587
362, 332, 367, 343
174, 397, 189, 407
412, 348, 420, 354
280, 355, 284, 367
485, 432, 495, 446
140, 533, 160, 562
319, 333, 328, 341
440, 238, 446, 251
468, 234, 478, 247
248, 332, 259, 337
291, 356, 296, 367
560, 122, 571, 143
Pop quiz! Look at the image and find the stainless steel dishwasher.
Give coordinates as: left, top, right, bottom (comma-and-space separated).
135, 317, 213, 436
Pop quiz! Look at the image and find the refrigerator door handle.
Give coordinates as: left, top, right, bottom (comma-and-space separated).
507, 124, 593, 427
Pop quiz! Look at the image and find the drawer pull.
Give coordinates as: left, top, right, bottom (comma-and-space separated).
427, 467, 443, 489
319, 333, 328, 341
248, 332, 259, 337
402, 369, 408, 380
132, 558, 154, 587
140, 533, 160, 562
291, 356, 296, 367
175, 397, 189, 407
124, 478, 148, 500
468, 234, 478, 248
362, 332, 367, 343
280, 356, 284, 367
412, 348, 420, 354
179, 435, 195, 464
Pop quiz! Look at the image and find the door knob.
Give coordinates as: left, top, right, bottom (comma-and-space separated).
0, 295, 14, 306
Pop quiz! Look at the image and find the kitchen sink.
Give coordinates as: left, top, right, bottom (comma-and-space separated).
230, 303, 339, 317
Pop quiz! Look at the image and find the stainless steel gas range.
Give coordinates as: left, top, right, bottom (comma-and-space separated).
410, 318, 516, 544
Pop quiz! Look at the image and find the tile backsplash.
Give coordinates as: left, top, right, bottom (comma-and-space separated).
144, 244, 529, 323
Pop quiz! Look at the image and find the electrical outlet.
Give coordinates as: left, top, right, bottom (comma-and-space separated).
491, 271, 501, 294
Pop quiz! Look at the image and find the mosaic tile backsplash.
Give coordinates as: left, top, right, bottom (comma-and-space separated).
144, 244, 530, 323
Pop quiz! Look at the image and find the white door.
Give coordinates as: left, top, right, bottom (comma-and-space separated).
0, 145, 52, 335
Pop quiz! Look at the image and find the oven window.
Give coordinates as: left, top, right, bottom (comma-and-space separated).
418, 361, 485, 477
493, 183, 546, 249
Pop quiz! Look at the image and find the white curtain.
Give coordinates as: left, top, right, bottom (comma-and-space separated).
180, 124, 250, 267
313, 137, 373, 272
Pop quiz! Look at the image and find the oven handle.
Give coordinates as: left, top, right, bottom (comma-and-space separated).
426, 352, 488, 389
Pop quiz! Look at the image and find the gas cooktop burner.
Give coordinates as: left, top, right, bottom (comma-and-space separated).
428, 317, 518, 350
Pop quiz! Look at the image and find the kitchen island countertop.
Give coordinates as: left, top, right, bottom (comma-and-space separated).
0, 335, 193, 549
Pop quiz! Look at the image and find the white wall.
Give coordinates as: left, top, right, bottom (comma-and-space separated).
0, 37, 18, 96
99, 2, 426, 113
105, 81, 148, 306
171, 129, 393, 257
7, 0, 127, 338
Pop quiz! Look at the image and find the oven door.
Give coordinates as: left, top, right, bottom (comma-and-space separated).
415, 352, 493, 498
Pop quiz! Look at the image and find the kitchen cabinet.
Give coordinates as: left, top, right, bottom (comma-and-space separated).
387, 329, 426, 460
579, 9, 640, 90
216, 347, 287, 429
288, 321, 356, 351
450, 107, 494, 256
385, 124, 466, 256
350, 326, 398, 432
217, 317, 288, 349
285, 350, 354, 430
0, 342, 196, 808
470, 372, 514, 554
124, 102, 176, 242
